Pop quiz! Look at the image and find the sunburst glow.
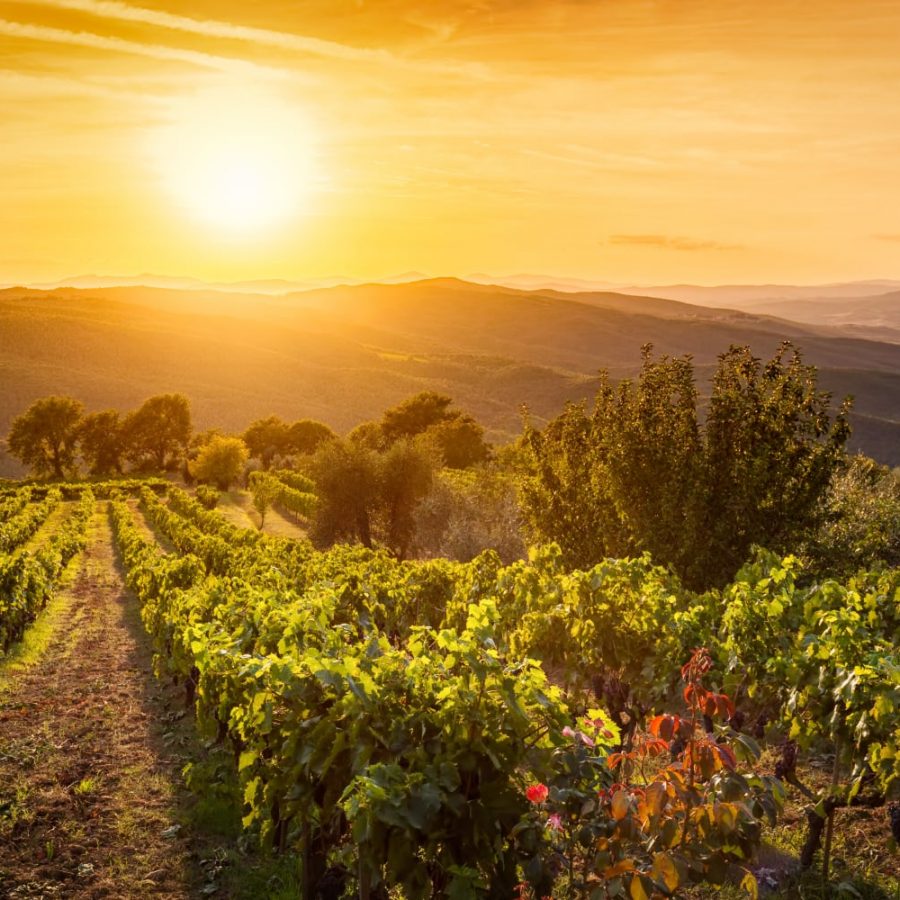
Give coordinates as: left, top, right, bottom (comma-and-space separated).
150, 85, 318, 234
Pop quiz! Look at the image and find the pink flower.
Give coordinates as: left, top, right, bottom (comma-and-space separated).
526, 783, 549, 804
547, 813, 563, 831
563, 725, 594, 747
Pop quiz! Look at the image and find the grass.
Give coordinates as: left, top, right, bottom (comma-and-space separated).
73, 777, 98, 796
0, 510, 95, 694
178, 749, 305, 898
216, 488, 308, 540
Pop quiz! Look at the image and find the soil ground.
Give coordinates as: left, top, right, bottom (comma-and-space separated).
0, 503, 302, 900
0, 505, 199, 898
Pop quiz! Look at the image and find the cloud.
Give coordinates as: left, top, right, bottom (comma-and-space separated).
607, 234, 744, 252
32, 0, 393, 62
25, 0, 491, 78
872, 234, 900, 243
0, 18, 286, 77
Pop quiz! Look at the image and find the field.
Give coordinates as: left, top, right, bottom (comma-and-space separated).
0, 479, 898, 898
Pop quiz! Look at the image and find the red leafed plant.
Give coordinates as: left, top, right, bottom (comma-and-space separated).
515, 649, 783, 899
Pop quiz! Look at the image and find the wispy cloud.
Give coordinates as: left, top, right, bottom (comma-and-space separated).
0, 18, 286, 77
872, 234, 900, 243
25, 0, 490, 78
608, 234, 744, 252
31, 0, 392, 62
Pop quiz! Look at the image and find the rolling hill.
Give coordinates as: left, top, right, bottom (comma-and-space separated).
1, 278, 899, 475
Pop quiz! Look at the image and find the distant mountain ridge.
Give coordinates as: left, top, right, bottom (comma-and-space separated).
1, 277, 899, 475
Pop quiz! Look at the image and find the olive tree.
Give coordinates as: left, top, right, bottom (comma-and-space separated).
123, 393, 191, 471
7, 395, 84, 479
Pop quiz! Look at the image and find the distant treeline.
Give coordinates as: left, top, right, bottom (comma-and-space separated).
1, 390, 490, 482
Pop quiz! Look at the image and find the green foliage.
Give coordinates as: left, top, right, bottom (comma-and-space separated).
242, 416, 290, 468
802, 454, 900, 577
427, 414, 491, 469
373, 391, 491, 468
0, 486, 33, 523
7, 395, 84, 479
195, 484, 220, 509
414, 466, 525, 563
243, 418, 336, 468
376, 439, 434, 559
286, 419, 336, 455
78, 409, 125, 476
249, 471, 278, 528
702, 344, 851, 587
103, 503, 789, 897
522, 342, 850, 589
0, 488, 93, 653
308, 439, 381, 547
0, 488, 61, 553
712, 551, 900, 834
122, 393, 191, 471
249, 470, 317, 526
381, 391, 456, 442
308, 438, 433, 556
189, 435, 249, 490
270, 469, 315, 494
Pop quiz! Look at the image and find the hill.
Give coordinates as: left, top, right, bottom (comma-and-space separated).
1, 278, 899, 474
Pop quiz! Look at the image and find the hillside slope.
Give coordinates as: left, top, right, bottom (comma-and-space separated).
1, 279, 898, 473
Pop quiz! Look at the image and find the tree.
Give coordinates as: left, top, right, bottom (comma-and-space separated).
522, 342, 851, 589
308, 438, 436, 557
7, 395, 84, 479
377, 392, 491, 467
377, 439, 435, 559
426, 415, 491, 469
347, 420, 386, 450
308, 440, 380, 548
802, 454, 900, 577
79, 410, 125, 476
243, 416, 290, 468
249, 471, 279, 529
414, 466, 525, 563
123, 393, 191, 471
286, 419, 337, 455
189, 436, 249, 490
381, 392, 455, 442
701, 344, 850, 582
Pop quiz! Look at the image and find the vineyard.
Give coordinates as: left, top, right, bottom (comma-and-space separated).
0, 479, 898, 898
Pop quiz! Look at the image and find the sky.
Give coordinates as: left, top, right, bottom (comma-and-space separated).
2, 0, 900, 285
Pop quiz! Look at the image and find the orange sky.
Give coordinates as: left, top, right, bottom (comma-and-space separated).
2, 0, 900, 285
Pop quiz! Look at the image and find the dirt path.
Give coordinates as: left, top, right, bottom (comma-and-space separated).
21, 501, 75, 553
0, 504, 198, 899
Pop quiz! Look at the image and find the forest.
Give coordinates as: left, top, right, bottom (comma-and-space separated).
1, 341, 899, 898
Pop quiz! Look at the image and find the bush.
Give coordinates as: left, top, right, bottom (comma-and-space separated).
189, 436, 249, 491
195, 484, 220, 509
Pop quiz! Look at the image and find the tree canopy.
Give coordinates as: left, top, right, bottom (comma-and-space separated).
189, 435, 248, 490
7, 395, 84, 478
79, 410, 125, 476
242, 416, 289, 468
521, 342, 851, 589
349, 392, 491, 468
123, 393, 191, 471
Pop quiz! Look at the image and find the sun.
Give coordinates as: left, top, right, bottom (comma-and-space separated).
150, 84, 318, 235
